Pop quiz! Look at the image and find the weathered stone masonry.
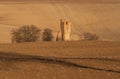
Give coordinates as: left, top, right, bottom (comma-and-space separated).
56, 19, 71, 41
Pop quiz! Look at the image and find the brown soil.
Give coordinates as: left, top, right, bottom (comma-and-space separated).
0, 41, 120, 79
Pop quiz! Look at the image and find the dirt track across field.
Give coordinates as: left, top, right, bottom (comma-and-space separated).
0, 52, 120, 73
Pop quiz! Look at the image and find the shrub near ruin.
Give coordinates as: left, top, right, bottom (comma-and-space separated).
11, 25, 41, 43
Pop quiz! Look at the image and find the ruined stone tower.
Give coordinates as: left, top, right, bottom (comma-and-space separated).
56, 19, 71, 41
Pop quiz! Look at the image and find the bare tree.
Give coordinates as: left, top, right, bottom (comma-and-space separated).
42, 28, 54, 41
83, 32, 99, 41
11, 25, 41, 43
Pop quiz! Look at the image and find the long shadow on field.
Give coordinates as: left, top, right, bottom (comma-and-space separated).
0, 51, 120, 73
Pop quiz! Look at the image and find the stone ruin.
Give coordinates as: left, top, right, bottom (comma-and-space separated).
56, 19, 71, 41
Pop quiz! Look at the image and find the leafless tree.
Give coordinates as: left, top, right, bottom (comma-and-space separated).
83, 32, 99, 41
42, 28, 54, 41
11, 25, 41, 43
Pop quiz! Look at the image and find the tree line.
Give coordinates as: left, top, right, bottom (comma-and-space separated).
11, 25, 53, 43
11, 25, 99, 43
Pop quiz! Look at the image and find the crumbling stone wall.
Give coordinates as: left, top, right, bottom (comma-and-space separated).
56, 19, 71, 41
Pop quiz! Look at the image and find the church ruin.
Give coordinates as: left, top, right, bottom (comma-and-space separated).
56, 19, 71, 41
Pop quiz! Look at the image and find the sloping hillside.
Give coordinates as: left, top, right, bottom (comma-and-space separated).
0, 1, 120, 43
